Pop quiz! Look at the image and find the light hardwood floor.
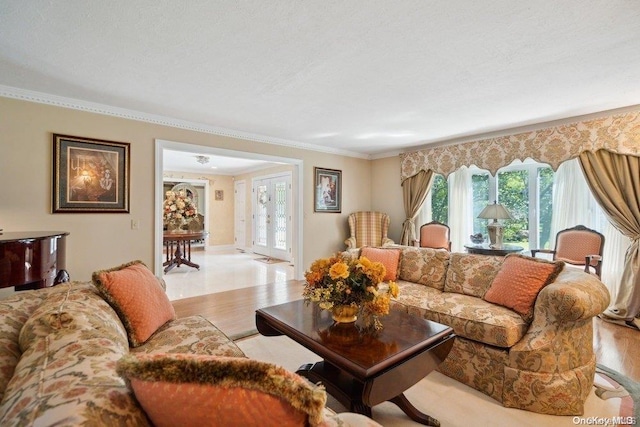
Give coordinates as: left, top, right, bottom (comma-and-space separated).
172, 278, 640, 382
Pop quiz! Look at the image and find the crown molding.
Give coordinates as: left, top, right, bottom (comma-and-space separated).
0, 84, 370, 160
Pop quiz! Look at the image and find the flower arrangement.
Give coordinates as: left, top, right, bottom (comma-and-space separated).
163, 190, 198, 224
303, 253, 399, 329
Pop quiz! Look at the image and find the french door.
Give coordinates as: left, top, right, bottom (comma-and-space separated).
252, 173, 292, 261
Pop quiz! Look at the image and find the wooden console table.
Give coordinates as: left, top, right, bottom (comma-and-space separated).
0, 231, 70, 290
163, 230, 206, 273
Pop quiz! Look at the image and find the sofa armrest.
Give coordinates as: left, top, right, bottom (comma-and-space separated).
508, 269, 610, 372
381, 237, 395, 247
534, 270, 610, 323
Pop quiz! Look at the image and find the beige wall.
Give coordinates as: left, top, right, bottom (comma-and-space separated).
0, 97, 374, 281
371, 156, 405, 243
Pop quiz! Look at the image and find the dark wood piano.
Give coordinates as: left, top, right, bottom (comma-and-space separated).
0, 231, 70, 290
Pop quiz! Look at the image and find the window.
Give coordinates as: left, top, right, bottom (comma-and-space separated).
425, 160, 554, 250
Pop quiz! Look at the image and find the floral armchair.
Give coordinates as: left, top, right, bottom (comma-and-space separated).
344, 211, 394, 249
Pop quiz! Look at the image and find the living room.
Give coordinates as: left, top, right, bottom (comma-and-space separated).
1, 2, 639, 426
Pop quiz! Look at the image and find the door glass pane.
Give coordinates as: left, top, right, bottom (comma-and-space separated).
538, 167, 554, 249
256, 184, 268, 246
273, 181, 287, 251
497, 170, 529, 247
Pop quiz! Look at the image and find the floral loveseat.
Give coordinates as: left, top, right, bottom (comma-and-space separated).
346, 246, 610, 416
0, 261, 380, 427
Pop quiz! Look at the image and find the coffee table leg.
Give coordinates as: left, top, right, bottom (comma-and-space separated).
389, 394, 440, 427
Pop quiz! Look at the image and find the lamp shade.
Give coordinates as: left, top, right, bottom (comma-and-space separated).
478, 201, 512, 220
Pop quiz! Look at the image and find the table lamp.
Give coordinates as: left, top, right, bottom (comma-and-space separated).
477, 201, 512, 248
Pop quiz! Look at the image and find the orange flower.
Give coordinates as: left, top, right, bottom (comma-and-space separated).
329, 262, 349, 280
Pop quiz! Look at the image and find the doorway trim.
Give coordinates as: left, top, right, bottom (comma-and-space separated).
154, 139, 304, 280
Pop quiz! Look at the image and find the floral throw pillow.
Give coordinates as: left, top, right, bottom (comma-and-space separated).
92, 260, 176, 347
117, 353, 327, 427
484, 254, 564, 322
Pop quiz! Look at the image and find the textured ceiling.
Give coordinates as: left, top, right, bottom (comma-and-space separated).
1, 1, 640, 159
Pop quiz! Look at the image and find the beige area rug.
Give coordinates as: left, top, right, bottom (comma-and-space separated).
237, 334, 633, 427
254, 257, 288, 264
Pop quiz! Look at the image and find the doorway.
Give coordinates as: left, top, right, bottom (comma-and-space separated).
252, 173, 292, 261
154, 139, 304, 280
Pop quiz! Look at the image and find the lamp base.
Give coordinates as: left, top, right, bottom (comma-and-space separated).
487, 222, 504, 248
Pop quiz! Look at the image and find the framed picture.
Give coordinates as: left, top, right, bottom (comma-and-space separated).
314, 167, 341, 213
215, 190, 224, 201
52, 134, 130, 213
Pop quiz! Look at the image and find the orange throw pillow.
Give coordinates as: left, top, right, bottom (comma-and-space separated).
117, 353, 327, 427
484, 254, 564, 322
93, 260, 176, 347
361, 247, 402, 281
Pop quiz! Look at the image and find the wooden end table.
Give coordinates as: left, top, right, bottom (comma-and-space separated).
163, 230, 206, 273
256, 300, 455, 426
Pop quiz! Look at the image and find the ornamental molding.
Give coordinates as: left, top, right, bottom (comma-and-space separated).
400, 110, 640, 181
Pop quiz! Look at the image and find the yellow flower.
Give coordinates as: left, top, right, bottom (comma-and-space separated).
329, 262, 349, 280
388, 281, 399, 298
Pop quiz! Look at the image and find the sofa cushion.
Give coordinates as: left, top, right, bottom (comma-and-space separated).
398, 247, 450, 290
117, 353, 327, 427
484, 254, 564, 322
0, 282, 149, 427
361, 247, 402, 281
131, 315, 245, 358
93, 260, 176, 347
394, 281, 528, 348
444, 253, 503, 298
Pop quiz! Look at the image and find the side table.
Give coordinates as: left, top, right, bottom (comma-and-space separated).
163, 230, 206, 273
464, 243, 524, 257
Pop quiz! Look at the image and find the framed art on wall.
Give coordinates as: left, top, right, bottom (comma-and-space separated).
314, 167, 341, 213
52, 134, 130, 213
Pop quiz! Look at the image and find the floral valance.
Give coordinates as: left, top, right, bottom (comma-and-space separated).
401, 110, 640, 181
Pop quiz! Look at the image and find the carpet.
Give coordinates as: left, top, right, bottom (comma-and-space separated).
254, 257, 287, 264
236, 334, 638, 427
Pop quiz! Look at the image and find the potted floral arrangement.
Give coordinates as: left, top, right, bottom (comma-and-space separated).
303, 253, 399, 330
163, 190, 198, 230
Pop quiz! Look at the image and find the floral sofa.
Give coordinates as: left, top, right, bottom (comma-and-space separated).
346, 246, 610, 416
0, 262, 381, 427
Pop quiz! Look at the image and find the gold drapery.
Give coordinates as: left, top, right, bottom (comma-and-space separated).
401, 110, 640, 181
579, 150, 640, 322
400, 170, 434, 246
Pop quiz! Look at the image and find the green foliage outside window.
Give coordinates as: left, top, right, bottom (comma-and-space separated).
498, 170, 529, 242
431, 175, 448, 224
472, 174, 489, 234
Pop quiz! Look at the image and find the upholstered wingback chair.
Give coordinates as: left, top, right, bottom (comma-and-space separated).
345, 211, 394, 249
412, 221, 451, 250
531, 224, 605, 278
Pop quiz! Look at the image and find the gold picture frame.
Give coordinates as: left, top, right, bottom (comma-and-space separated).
52, 134, 130, 213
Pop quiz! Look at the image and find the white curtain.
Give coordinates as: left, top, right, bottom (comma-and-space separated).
449, 167, 473, 252
551, 159, 630, 291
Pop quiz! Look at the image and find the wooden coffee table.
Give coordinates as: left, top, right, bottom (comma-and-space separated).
256, 300, 455, 426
